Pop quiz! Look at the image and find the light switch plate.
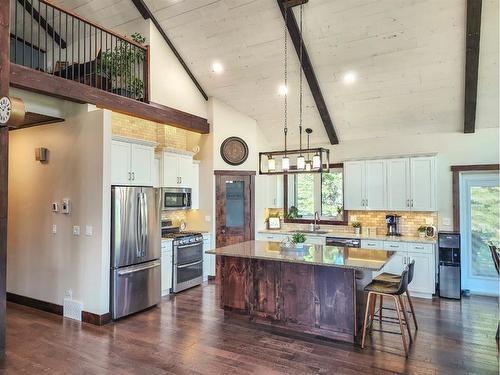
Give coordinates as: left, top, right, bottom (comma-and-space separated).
205, 215, 211, 222
52, 224, 57, 234
442, 217, 452, 226
73, 226, 80, 236
85, 225, 93, 237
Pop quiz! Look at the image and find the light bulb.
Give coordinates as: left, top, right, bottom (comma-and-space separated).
343, 71, 357, 84
282, 157, 290, 171
278, 85, 288, 96
312, 154, 321, 169
297, 155, 305, 170
212, 62, 224, 74
268, 157, 276, 172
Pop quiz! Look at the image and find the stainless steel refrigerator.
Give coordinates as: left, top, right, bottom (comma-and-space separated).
111, 186, 161, 320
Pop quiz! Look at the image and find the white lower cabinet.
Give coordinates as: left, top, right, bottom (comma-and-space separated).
375, 241, 435, 298
161, 248, 173, 297
304, 236, 326, 245
256, 233, 288, 242
203, 234, 214, 281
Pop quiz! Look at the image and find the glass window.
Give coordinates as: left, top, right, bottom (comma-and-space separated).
286, 167, 345, 222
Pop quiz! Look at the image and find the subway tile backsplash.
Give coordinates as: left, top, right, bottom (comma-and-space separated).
265, 208, 437, 237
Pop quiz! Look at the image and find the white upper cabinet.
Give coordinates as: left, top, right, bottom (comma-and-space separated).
387, 158, 410, 211
344, 156, 436, 212
410, 156, 436, 211
111, 140, 132, 185
130, 144, 154, 186
266, 175, 284, 208
344, 161, 365, 210
111, 138, 155, 186
161, 151, 194, 188
364, 160, 387, 210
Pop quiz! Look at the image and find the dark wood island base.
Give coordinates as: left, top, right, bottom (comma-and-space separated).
217, 255, 359, 343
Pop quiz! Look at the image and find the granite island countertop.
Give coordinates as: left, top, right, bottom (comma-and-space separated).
206, 240, 395, 272
258, 229, 437, 244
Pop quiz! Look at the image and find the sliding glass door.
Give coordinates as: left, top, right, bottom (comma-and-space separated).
460, 172, 500, 295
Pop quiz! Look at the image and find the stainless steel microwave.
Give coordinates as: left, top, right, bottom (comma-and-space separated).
161, 187, 192, 211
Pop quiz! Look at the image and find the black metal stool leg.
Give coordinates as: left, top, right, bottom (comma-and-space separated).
405, 289, 418, 330
393, 295, 409, 357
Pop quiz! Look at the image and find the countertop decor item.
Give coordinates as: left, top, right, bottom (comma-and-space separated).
268, 217, 281, 230
418, 226, 427, 238
352, 222, 362, 235
291, 232, 306, 249
220, 137, 249, 166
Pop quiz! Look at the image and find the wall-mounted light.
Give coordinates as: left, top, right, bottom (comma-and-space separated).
35, 147, 48, 163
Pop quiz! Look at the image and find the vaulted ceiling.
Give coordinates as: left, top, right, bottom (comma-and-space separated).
51, 0, 499, 147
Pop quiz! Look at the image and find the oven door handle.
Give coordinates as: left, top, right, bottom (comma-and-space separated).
177, 260, 202, 269
177, 242, 202, 250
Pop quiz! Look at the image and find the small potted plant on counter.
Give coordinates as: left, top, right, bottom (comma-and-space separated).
418, 225, 427, 238
291, 232, 306, 249
352, 222, 362, 235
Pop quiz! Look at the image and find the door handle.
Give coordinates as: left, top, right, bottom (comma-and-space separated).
177, 260, 202, 269
136, 193, 142, 257
118, 261, 160, 276
177, 242, 202, 250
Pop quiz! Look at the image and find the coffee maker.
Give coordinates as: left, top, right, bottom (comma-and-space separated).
386, 214, 402, 236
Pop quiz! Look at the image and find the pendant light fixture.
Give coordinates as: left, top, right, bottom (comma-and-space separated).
296, 4, 305, 171
305, 128, 313, 171
281, 6, 290, 171
258, 2, 330, 175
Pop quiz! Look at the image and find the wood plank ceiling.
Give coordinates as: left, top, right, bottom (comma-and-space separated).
50, 0, 499, 146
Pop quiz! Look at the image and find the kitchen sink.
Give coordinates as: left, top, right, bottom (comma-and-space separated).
299, 230, 330, 235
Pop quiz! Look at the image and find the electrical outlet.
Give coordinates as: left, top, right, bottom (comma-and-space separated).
73, 226, 80, 236
85, 225, 93, 237
442, 217, 451, 226
205, 215, 211, 222
52, 224, 57, 234
425, 217, 434, 225
351, 215, 357, 222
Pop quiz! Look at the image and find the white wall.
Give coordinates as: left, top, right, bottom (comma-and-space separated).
148, 22, 208, 119
187, 98, 270, 239
317, 128, 499, 230
7, 107, 111, 315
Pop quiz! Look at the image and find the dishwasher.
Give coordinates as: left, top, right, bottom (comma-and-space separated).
326, 237, 361, 248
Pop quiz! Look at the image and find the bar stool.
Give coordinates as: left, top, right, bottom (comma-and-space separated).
374, 260, 418, 331
361, 267, 411, 357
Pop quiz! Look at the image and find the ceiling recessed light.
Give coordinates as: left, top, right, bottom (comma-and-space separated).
342, 71, 357, 84
212, 62, 224, 74
278, 85, 288, 96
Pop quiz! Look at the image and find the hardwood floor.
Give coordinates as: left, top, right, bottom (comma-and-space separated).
0, 283, 498, 374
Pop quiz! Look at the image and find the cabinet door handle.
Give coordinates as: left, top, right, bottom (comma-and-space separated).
180, 177, 182, 184
414, 246, 424, 250
132, 172, 135, 181
390, 245, 399, 248
128, 172, 131, 180
411, 199, 414, 207
406, 199, 409, 207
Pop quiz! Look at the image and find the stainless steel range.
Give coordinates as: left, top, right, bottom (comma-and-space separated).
162, 223, 203, 293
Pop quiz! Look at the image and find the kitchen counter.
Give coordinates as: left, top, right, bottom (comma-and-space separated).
257, 229, 437, 243
206, 240, 394, 272
210, 240, 390, 343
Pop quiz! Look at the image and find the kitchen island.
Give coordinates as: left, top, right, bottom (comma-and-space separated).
206, 241, 395, 343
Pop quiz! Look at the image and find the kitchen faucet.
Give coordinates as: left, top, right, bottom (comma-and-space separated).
313, 211, 321, 231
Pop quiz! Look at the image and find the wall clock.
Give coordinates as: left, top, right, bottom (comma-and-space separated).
0, 97, 25, 127
220, 137, 249, 166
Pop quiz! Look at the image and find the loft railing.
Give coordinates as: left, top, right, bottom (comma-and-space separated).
9, 0, 149, 102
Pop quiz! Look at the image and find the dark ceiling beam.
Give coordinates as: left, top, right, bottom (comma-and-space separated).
282, 0, 309, 8
17, 0, 67, 49
277, 1, 339, 145
131, 0, 208, 101
464, 0, 482, 133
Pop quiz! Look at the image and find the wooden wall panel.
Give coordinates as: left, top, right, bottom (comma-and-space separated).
251, 259, 279, 320
280, 263, 316, 327
0, 0, 10, 357
315, 267, 355, 335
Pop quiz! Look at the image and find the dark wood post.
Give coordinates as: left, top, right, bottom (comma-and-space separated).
0, 0, 10, 357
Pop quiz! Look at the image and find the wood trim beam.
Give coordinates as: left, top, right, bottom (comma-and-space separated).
10, 64, 209, 134
277, 1, 339, 145
451, 163, 499, 230
464, 0, 482, 133
0, 0, 10, 357
131, 0, 209, 101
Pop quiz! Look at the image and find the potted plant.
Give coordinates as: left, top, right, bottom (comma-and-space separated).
352, 222, 362, 235
291, 232, 306, 249
418, 225, 427, 238
98, 32, 146, 100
